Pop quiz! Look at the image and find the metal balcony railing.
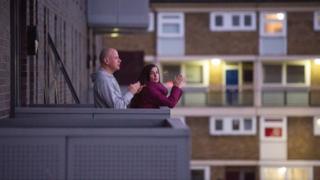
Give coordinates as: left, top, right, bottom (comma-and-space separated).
262, 87, 320, 107
178, 86, 254, 107
0, 107, 190, 180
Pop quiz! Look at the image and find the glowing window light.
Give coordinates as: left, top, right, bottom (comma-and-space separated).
278, 167, 287, 175
316, 118, 320, 126
276, 13, 285, 20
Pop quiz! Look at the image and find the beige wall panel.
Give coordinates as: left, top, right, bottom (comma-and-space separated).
311, 61, 320, 86
210, 63, 223, 85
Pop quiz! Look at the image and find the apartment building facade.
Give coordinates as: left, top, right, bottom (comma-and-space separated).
104, 0, 320, 179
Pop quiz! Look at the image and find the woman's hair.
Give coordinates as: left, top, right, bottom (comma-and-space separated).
138, 64, 160, 85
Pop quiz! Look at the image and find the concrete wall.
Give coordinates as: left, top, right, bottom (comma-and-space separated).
0, 0, 10, 118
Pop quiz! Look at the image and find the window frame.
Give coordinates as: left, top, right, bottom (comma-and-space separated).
191, 166, 211, 180
262, 62, 309, 86
210, 117, 256, 135
161, 62, 209, 87
210, 12, 256, 31
157, 12, 184, 37
260, 117, 287, 141
148, 12, 154, 32
260, 11, 287, 37
314, 11, 320, 31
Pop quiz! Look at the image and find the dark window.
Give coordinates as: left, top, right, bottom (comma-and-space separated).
215, 119, 223, 131
232, 119, 240, 131
264, 64, 282, 83
244, 15, 252, 26
162, 65, 181, 83
232, 15, 240, 26
243, 68, 253, 84
191, 169, 205, 180
215, 15, 223, 26
287, 65, 305, 83
114, 51, 144, 85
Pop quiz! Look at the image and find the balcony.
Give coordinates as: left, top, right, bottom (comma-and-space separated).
0, 107, 190, 180
178, 86, 254, 107
262, 87, 320, 107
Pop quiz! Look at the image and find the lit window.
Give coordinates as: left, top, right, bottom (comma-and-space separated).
186, 64, 203, 84
261, 167, 312, 180
210, 12, 256, 31
314, 11, 320, 31
260, 12, 286, 36
314, 117, 320, 135
260, 117, 287, 141
158, 12, 184, 37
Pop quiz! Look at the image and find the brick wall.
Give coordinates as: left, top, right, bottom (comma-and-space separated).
287, 117, 320, 160
186, 117, 259, 160
103, 33, 155, 55
287, 11, 320, 55
25, 0, 90, 104
185, 13, 258, 55
0, 0, 10, 118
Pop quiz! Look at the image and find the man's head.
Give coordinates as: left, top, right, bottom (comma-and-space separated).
99, 48, 121, 73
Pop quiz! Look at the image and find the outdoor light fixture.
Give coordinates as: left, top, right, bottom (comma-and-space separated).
315, 58, 320, 65
211, 58, 221, 66
113, 28, 119, 32
110, 33, 119, 38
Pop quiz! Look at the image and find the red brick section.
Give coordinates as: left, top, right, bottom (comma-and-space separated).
0, 0, 10, 119
186, 117, 259, 160
104, 32, 156, 56
287, 117, 320, 160
185, 13, 258, 55
287, 11, 320, 55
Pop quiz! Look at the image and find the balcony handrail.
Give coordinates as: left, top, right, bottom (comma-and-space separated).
47, 33, 80, 104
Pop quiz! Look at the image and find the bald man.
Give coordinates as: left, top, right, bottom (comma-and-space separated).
92, 48, 141, 108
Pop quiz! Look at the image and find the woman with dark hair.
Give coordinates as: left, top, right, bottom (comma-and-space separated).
130, 64, 184, 108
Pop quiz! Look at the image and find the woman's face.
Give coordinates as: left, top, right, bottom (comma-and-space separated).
149, 67, 160, 83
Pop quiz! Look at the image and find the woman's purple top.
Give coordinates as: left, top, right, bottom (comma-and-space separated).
130, 81, 183, 108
